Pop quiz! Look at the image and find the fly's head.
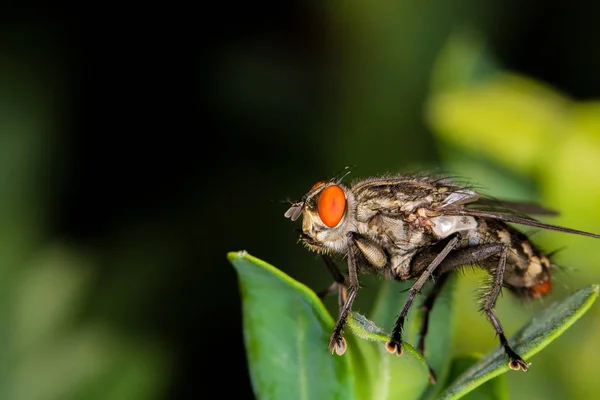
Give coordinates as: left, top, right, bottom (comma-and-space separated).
285, 180, 357, 254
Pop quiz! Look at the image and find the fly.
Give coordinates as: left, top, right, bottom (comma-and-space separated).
284, 172, 600, 378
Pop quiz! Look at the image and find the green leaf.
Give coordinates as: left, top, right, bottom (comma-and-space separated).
229, 251, 434, 400
230, 251, 598, 400
441, 354, 509, 400
367, 276, 457, 400
229, 251, 354, 400
346, 311, 431, 399
439, 284, 599, 400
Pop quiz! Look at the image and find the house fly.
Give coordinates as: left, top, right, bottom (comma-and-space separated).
284, 173, 600, 376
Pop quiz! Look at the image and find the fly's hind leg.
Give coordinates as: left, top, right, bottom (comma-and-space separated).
411, 241, 529, 371
481, 247, 530, 371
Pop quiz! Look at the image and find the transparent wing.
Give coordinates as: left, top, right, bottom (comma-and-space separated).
466, 197, 559, 216
443, 208, 600, 239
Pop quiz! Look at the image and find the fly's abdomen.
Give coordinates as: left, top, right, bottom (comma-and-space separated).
485, 220, 554, 298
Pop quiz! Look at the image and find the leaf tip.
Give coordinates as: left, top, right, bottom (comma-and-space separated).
227, 250, 249, 262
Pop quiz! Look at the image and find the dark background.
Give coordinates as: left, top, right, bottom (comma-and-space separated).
2, 2, 599, 399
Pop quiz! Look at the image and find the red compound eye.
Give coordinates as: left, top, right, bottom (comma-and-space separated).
317, 185, 346, 227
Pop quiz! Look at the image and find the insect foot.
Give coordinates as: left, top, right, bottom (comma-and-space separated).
329, 335, 347, 356
508, 357, 531, 372
385, 339, 403, 356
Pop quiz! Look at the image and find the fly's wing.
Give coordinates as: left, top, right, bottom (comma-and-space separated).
375, 178, 528, 215
434, 183, 557, 216
465, 197, 559, 216
437, 194, 600, 239
422, 181, 600, 239
444, 208, 600, 239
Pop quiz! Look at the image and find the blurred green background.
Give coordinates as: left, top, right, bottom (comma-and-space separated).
1, 2, 600, 399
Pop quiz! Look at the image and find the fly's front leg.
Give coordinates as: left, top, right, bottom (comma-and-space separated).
481, 247, 530, 371
329, 232, 361, 356
318, 254, 348, 313
386, 233, 461, 356
318, 281, 348, 313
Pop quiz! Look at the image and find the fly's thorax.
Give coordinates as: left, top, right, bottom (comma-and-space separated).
300, 182, 357, 254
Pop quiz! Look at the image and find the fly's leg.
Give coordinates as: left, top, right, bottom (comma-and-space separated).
386, 233, 461, 357
406, 242, 506, 383
410, 272, 451, 384
417, 273, 450, 355
318, 281, 348, 312
415, 241, 530, 370
481, 247, 530, 371
318, 255, 348, 313
322, 254, 345, 284
408, 241, 529, 370
317, 281, 343, 300
329, 233, 361, 356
